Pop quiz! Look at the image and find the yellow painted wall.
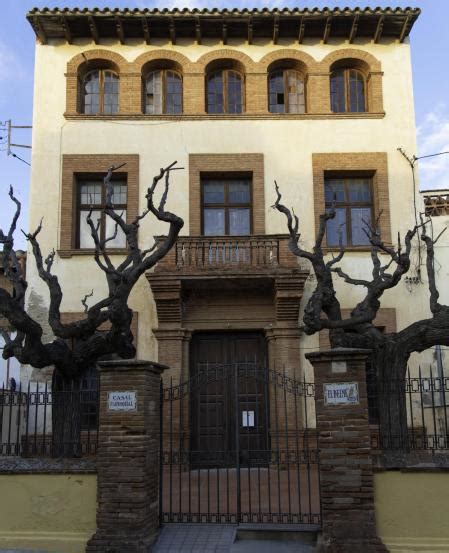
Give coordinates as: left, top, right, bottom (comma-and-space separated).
375, 471, 449, 552
0, 473, 96, 553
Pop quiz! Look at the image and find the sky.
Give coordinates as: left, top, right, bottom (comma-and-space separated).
0, 0, 448, 248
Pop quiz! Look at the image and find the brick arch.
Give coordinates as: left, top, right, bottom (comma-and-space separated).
259, 50, 318, 73
195, 49, 257, 73
133, 50, 192, 74
66, 49, 130, 75
319, 48, 381, 73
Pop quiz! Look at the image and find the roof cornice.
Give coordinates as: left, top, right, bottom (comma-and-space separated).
26, 6, 421, 45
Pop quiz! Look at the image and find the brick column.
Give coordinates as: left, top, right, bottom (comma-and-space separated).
86, 359, 166, 553
305, 349, 387, 552
307, 73, 331, 114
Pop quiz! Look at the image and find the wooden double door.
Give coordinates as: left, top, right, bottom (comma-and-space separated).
190, 331, 268, 467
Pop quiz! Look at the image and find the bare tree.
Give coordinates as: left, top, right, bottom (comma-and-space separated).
1, 161, 184, 454
274, 183, 449, 447
1, 162, 183, 373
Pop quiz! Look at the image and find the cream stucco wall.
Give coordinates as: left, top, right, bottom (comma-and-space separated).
0, 473, 96, 552
26, 36, 439, 373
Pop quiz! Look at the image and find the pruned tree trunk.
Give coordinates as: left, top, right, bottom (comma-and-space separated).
372, 346, 410, 451
51, 370, 82, 458
273, 182, 449, 455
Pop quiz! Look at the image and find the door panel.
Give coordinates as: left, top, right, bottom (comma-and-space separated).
190, 332, 267, 467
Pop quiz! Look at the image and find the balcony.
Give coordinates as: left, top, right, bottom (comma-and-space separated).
154, 235, 298, 275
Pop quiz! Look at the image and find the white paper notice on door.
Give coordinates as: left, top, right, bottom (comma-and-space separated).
242, 410, 255, 427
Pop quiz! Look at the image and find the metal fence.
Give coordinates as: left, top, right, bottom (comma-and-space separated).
0, 382, 99, 458
369, 369, 449, 452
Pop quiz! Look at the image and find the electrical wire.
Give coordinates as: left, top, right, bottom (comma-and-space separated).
10, 151, 30, 166
416, 150, 449, 161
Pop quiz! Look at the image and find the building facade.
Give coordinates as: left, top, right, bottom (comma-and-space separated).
25, 6, 426, 388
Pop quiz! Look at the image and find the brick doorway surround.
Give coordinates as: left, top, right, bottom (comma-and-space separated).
147, 273, 308, 385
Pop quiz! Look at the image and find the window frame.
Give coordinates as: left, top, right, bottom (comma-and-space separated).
143, 68, 183, 115
330, 68, 367, 113
268, 69, 306, 114
206, 69, 245, 114
324, 175, 374, 247
81, 69, 120, 115
200, 176, 253, 236
75, 174, 128, 249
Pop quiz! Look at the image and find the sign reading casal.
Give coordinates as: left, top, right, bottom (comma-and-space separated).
108, 391, 137, 411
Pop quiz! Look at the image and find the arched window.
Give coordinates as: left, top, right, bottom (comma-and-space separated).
206, 69, 243, 114
268, 69, 305, 114
144, 69, 182, 115
330, 68, 366, 113
82, 69, 119, 115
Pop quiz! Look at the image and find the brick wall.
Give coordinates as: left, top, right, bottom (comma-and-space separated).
188, 153, 265, 235
306, 349, 387, 552
312, 152, 391, 247
86, 359, 165, 553
65, 47, 384, 118
59, 154, 139, 257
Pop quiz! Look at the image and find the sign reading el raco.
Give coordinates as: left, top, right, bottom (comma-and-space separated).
323, 382, 359, 405
108, 391, 137, 412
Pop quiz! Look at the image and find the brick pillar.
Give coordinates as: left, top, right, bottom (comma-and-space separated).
86, 359, 166, 553
307, 72, 331, 114
305, 349, 387, 552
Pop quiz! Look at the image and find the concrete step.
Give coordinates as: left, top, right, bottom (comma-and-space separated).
153, 523, 318, 552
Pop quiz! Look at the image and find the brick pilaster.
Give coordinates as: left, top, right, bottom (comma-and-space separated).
86, 359, 166, 553
305, 349, 387, 552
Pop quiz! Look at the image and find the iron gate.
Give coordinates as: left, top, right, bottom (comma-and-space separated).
160, 363, 320, 525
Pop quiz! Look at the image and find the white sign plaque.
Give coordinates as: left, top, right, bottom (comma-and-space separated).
108, 391, 137, 412
331, 361, 347, 374
323, 382, 359, 405
242, 410, 255, 427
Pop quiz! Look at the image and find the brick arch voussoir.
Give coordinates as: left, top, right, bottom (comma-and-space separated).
319, 48, 381, 73
132, 50, 193, 74
67, 49, 130, 75
259, 49, 319, 73
195, 49, 257, 73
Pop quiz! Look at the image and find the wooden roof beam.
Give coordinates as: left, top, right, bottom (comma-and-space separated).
61, 16, 73, 44
222, 21, 227, 45
195, 16, 201, 44
349, 13, 359, 44
399, 14, 412, 43
142, 17, 150, 45
374, 15, 384, 43
169, 17, 176, 44
32, 15, 47, 45
323, 15, 332, 44
248, 16, 253, 44
273, 15, 279, 44
88, 16, 99, 44
115, 16, 125, 44
298, 16, 305, 44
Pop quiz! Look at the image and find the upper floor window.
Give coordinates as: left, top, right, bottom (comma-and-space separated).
82, 69, 119, 115
77, 177, 127, 248
206, 70, 243, 114
201, 178, 251, 235
325, 176, 372, 247
330, 68, 366, 113
144, 69, 182, 115
269, 69, 305, 114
